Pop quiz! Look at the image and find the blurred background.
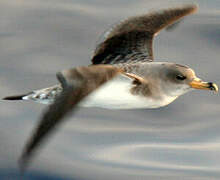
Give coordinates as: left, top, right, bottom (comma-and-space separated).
0, 0, 219, 179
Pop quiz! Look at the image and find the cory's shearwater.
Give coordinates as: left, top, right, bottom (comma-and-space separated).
3, 4, 218, 171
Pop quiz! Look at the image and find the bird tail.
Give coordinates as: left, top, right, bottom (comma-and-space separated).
3, 93, 30, 101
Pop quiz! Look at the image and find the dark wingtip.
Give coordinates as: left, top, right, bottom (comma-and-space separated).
181, 4, 198, 16
18, 143, 34, 175
18, 154, 28, 174
186, 4, 198, 12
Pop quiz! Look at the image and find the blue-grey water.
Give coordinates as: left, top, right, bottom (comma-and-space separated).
0, 0, 220, 179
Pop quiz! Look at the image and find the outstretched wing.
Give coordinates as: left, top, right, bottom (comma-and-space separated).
19, 65, 143, 171
92, 4, 197, 65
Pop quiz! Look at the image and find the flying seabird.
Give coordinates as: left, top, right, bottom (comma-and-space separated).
3, 4, 218, 171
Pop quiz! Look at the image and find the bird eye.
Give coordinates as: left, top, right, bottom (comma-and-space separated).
176, 75, 186, 80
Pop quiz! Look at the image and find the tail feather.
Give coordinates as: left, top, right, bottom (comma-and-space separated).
3, 93, 30, 101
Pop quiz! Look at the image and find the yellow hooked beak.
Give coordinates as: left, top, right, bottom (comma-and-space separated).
189, 78, 218, 92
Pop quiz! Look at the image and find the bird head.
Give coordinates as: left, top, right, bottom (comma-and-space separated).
157, 63, 218, 97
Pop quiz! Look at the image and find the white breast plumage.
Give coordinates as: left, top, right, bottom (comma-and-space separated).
80, 75, 177, 109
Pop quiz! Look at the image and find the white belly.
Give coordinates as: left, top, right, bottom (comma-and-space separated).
80, 75, 176, 109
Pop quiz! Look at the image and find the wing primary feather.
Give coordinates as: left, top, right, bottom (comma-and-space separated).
19, 85, 78, 172
19, 65, 122, 171
92, 4, 197, 65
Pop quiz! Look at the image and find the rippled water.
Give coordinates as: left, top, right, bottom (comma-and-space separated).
0, 0, 220, 179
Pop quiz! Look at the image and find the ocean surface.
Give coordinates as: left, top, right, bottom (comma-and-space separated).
0, 0, 219, 179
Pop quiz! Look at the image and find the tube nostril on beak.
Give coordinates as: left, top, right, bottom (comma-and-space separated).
208, 82, 213, 87
208, 82, 218, 91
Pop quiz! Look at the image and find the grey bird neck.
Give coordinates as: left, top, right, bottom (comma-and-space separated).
116, 62, 190, 100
